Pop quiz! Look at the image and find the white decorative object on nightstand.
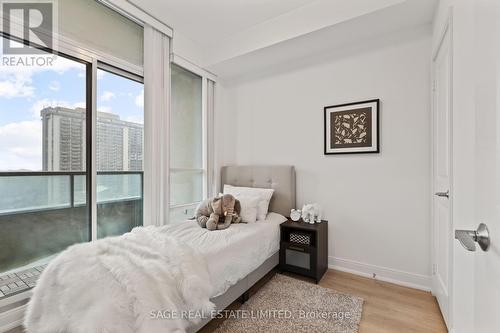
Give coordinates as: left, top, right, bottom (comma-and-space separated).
301, 203, 322, 224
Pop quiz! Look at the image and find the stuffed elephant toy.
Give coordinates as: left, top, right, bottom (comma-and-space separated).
195, 194, 242, 230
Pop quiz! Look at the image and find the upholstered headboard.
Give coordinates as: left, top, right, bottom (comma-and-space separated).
220, 165, 296, 217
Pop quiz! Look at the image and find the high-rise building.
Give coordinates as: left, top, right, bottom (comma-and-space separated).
41, 107, 143, 172
41, 107, 86, 172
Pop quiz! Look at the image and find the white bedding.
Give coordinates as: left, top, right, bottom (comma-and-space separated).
25, 212, 286, 333
166, 212, 287, 296
25, 226, 215, 333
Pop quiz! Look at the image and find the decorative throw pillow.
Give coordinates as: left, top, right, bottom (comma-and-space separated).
234, 194, 260, 223
223, 185, 274, 221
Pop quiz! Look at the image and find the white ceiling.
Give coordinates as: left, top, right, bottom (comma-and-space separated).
129, 0, 317, 45
129, 0, 437, 76
210, 0, 435, 82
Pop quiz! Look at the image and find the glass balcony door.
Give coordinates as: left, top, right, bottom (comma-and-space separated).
0, 36, 90, 273
96, 67, 144, 238
0, 38, 145, 276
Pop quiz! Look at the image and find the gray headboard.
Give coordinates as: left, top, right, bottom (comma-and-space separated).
220, 165, 296, 217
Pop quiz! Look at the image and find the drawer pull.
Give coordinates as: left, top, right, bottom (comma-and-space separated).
288, 245, 305, 252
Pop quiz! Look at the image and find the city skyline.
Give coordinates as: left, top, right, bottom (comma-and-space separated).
0, 41, 144, 172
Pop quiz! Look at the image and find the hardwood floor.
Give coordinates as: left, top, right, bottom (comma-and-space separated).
319, 270, 447, 333
6, 269, 447, 333
201, 269, 447, 333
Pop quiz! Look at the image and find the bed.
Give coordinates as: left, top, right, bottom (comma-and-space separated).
187, 165, 296, 332
24, 165, 296, 333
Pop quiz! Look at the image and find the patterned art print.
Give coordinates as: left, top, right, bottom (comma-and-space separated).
324, 99, 379, 154
331, 108, 372, 149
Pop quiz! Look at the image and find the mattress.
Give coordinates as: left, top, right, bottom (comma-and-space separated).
165, 212, 287, 296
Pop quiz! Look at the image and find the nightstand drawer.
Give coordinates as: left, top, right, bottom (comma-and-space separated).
280, 241, 317, 277
285, 247, 311, 269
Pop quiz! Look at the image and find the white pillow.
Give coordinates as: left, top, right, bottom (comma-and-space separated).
223, 185, 274, 221
235, 194, 260, 223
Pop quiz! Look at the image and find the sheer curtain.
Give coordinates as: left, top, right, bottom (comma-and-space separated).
143, 24, 170, 226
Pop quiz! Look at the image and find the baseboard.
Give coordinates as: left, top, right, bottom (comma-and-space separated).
328, 256, 431, 292
0, 304, 25, 333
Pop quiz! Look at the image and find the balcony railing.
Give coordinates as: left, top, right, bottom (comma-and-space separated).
0, 171, 143, 273
0, 171, 143, 215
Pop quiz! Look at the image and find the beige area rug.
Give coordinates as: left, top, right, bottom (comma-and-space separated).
214, 274, 364, 333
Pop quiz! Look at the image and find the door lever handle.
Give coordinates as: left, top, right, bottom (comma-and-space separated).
435, 190, 449, 198
455, 223, 490, 252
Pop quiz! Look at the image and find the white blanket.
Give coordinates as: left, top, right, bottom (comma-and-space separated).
24, 226, 215, 333
166, 212, 287, 296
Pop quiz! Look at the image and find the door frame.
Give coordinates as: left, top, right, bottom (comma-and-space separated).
430, 8, 454, 330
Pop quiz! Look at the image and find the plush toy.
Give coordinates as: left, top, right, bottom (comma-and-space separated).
195, 194, 242, 230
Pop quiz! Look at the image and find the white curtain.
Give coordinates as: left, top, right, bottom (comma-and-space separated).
206, 80, 216, 197
143, 24, 170, 226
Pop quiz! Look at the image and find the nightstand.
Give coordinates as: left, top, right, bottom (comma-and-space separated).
279, 219, 328, 283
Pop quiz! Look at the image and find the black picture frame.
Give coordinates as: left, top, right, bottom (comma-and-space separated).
324, 99, 380, 155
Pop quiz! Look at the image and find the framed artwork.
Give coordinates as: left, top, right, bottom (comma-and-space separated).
324, 99, 380, 155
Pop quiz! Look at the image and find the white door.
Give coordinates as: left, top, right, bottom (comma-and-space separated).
469, 1, 500, 331
432, 22, 452, 328
452, 1, 500, 332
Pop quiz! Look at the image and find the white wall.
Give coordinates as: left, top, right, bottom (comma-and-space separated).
217, 27, 432, 290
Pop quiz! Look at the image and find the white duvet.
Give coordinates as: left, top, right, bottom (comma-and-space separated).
24, 212, 286, 333
25, 227, 215, 333
167, 212, 287, 296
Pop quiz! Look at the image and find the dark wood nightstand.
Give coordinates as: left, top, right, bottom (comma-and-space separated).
279, 219, 328, 283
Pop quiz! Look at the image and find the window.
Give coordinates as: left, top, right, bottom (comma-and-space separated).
169, 64, 204, 223
0, 36, 90, 273
96, 67, 144, 238
0, 0, 147, 301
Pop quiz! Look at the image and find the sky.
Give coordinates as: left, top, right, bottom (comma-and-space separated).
0, 37, 144, 171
